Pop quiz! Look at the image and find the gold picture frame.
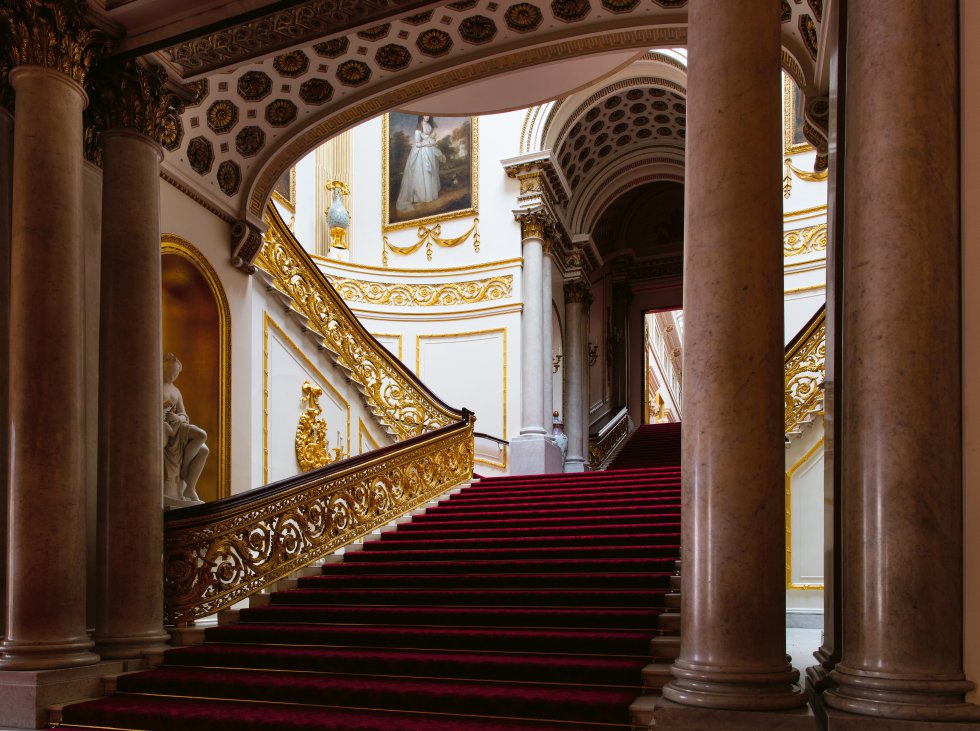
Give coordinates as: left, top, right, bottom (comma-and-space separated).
783, 72, 812, 156
382, 113, 479, 232
271, 166, 297, 212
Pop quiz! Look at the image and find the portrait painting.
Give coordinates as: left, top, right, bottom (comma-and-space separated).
271, 167, 296, 212
383, 113, 478, 231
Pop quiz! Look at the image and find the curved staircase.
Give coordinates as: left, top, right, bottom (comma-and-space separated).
55, 425, 682, 730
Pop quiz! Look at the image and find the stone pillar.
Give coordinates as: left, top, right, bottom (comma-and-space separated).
542, 240, 554, 431
822, 0, 980, 723
89, 61, 181, 659
609, 279, 632, 411
657, 0, 807, 720
511, 209, 562, 475
563, 280, 589, 472
1, 64, 101, 670
0, 105, 12, 637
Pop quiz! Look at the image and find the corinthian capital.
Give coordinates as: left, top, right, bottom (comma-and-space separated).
0, 0, 112, 87
514, 208, 552, 241
564, 279, 591, 305
87, 59, 184, 149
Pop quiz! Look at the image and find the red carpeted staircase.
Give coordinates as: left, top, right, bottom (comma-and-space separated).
608, 422, 681, 470
57, 426, 681, 731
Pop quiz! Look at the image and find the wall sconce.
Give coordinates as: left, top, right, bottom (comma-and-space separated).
552, 354, 562, 373
588, 343, 599, 367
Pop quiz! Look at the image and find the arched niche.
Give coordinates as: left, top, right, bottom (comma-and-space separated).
161, 234, 232, 501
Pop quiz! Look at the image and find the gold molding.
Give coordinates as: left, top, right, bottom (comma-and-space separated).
784, 223, 827, 258
416, 328, 506, 468
258, 205, 460, 439
358, 417, 381, 455
784, 204, 827, 221
786, 437, 825, 591
785, 283, 826, 296
382, 115, 479, 233
296, 381, 347, 472
328, 273, 512, 307
370, 332, 403, 361
313, 255, 523, 276
264, 312, 352, 484
381, 219, 480, 266
161, 233, 232, 500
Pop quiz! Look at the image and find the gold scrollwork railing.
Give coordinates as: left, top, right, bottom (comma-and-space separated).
785, 305, 826, 435
588, 407, 633, 470
164, 414, 475, 625
258, 204, 460, 440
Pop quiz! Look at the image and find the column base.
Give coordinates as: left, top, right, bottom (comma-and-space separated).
824, 665, 980, 722
509, 434, 564, 475
0, 638, 99, 672
824, 704, 980, 730
93, 628, 171, 660
0, 660, 125, 728
563, 456, 589, 472
650, 696, 816, 730
663, 659, 808, 711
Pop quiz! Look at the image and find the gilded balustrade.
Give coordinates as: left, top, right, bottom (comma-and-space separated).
257, 205, 460, 440
784, 306, 826, 435
588, 408, 632, 469
164, 415, 475, 625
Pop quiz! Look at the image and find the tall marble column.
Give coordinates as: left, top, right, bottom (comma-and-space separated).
541, 239, 555, 431
511, 209, 562, 475
0, 105, 12, 636
822, 0, 980, 722
1, 62, 100, 669
658, 0, 806, 717
90, 61, 180, 659
563, 280, 589, 472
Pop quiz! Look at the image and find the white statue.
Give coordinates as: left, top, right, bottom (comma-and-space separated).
162, 352, 208, 508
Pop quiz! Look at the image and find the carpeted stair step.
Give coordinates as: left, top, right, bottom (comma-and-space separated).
421, 494, 679, 515
109, 666, 639, 725
298, 570, 673, 590
238, 604, 666, 630
392, 512, 680, 533
450, 480, 680, 499
162, 644, 650, 686
59, 695, 629, 731
364, 531, 679, 551
409, 504, 679, 522
265, 586, 671, 607
469, 466, 678, 486
317, 556, 678, 574
202, 623, 657, 656
376, 521, 681, 541
339, 543, 680, 563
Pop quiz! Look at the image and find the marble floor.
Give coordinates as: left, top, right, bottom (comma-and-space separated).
788, 627, 824, 678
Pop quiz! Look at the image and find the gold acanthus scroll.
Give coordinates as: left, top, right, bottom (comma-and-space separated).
296, 381, 346, 472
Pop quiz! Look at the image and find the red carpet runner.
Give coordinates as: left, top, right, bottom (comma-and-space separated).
58, 424, 681, 730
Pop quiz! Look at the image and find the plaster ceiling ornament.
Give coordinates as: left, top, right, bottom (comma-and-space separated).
217, 160, 242, 195
187, 136, 215, 175
235, 125, 265, 157
147, 0, 821, 235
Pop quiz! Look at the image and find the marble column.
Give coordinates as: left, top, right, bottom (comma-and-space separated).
542, 240, 555, 431
1, 65, 100, 670
511, 209, 562, 475
93, 127, 171, 658
659, 0, 806, 715
822, 0, 980, 722
563, 280, 589, 472
609, 279, 631, 411
0, 105, 12, 637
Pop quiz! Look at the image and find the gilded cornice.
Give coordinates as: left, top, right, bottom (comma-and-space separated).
326, 274, 513, 307
0, 0, 112, 87
784, 223, 827, 258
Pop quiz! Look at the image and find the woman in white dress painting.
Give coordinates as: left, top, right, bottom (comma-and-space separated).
396, 115, 446, 213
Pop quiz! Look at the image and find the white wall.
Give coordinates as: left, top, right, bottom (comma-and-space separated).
785, 420, 825, 623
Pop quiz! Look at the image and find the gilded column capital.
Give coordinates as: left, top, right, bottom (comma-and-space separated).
0, 0, 112, 88
515, 208, 552, 242
564, 279, 591, 305
85, 60, 184, 163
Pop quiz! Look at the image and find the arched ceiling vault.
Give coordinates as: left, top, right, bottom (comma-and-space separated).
147, 0, 825, 226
